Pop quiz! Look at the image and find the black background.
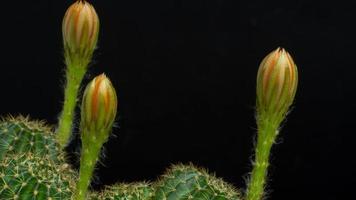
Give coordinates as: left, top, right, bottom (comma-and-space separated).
1, 0, 355, 199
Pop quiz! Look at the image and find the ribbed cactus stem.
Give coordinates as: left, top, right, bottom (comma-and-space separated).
56, 61, 87, 148
75, 129, 107, 200
246, 115, 279, 200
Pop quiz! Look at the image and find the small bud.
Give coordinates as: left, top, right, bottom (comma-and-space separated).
256, 48, 298, 117
81, 74, 117, 131
62, 0, 99, 59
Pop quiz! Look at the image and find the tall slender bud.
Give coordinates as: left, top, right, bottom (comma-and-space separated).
81, 74, 117, 132
246, 48, 298, 200
57, 0, 100, 148
75, 74, 117, 200
256, 47, 298, 119
62, 0, 99, 60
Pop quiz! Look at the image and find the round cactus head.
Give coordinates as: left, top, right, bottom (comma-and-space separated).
0, 153, 76, 199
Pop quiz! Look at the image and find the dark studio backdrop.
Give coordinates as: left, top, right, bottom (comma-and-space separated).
1, 0, 355, 199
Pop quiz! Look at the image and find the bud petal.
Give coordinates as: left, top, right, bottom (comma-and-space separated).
62, 0, 99, 59
81, 74, 117, 131
256, 48, 298, 117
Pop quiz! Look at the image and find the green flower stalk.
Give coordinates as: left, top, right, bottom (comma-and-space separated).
75, 74, 118, 200
246, 48, 298, 200
57, 0, 100, 147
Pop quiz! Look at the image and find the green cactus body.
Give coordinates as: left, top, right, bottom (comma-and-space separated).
0, 153, 75, 200
90, 165, 240, 200
152, 164, 241, 200
91, 183, 154, 200
0, 117, 60, 163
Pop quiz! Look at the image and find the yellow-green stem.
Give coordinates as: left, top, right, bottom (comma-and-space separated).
246, 116, 279, 200
75, 129, 105, 200
56, 61, 87, 148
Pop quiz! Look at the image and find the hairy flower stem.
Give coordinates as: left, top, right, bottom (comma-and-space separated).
56, 61, 87, 148
246, 115, 280, 200
74, 74, 117, 200
75, 129, 107, 200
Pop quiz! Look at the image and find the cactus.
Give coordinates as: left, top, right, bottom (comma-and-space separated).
151, 164, 241, 200
0, 116, 60, 163
91, 164, 241, 200
0, 1, 299, 200
0, 153, 75, 200
90, 183, 154, 200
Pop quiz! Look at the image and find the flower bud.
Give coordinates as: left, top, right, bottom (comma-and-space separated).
81, 74, 117, 131
62, 0, 99, 58
256, 48, 298, 117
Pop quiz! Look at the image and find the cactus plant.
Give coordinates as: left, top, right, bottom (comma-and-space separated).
90, 183, 154, 200
0, 0, 299, 200
151, 164, 241, 200
0, 153, 75, 200
0, 116, 60, 162
91, 164, 242, 200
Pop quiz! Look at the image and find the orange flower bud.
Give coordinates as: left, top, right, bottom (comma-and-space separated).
62, 0, 99, 58
81, 74, 117, 131
256, 48, 298, 117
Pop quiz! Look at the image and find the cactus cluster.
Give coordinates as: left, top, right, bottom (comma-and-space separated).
0, 0, 298, 200
0, 118, 241, 199
91, 164, 242, 200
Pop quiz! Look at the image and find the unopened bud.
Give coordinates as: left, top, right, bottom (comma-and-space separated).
62, 0, 99, 59
81, 74, 117, 132
256, 48, 298, 117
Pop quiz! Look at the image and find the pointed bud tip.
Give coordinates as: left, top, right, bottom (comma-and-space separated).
96, 73, 107, 80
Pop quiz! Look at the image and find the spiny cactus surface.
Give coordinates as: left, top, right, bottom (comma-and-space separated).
0, 116, 60, 163
91, 182, 154, 200
92, 164, 241, 200
152, 164, 241, 200
0, 153, 75, 200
